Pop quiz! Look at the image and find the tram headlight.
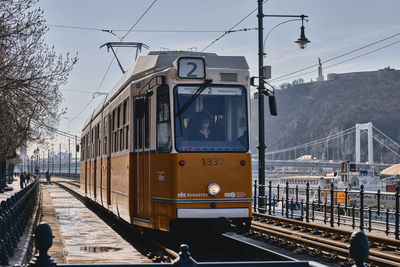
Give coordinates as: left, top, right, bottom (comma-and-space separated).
207, 183, 220, 197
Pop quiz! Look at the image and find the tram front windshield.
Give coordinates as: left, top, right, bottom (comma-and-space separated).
174, 85, 248, 152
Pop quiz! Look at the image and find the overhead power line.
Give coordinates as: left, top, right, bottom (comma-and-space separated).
269, 31, 400, 83
202, 0, 270, 52
47, 24, 225, 33
270, 38, 400, 83
69, 0, 158, 123
122, 0, 158, 40
32, 122, 80, 140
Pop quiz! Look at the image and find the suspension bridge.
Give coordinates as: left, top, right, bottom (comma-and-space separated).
253, 122, 400, 174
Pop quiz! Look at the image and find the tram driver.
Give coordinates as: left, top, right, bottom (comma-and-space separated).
193, 112, 214, 141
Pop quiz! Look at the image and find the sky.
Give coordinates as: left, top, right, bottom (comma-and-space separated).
30, 0, 400, 155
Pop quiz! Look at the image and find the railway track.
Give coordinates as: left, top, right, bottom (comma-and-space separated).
145, 229, 299, 263
53, 178, 400, 265
250, 213, 400, 266
53, 179, 304, 263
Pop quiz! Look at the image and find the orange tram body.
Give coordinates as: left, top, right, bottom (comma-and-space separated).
80, 51, 252, 233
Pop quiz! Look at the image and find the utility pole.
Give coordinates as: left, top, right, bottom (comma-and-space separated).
48, 150, 50, 172
68, 139, 71, 176
256, 1, 310, 213
257, 0, 266, 211
75, 135, 78, 174
59, 143, 61, 174
38, 153, 40, 174
52, 147, 54, 175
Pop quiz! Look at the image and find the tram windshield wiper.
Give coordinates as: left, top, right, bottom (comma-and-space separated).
175, 79, 212, 118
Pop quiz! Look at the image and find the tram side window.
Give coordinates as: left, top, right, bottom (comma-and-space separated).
81, 136, 85, 161
112, 109, 116, 153
85, 133, 88, 160
94, 124, 99, 157
119, 103, 124, 151
86, 134, 90, 160
97, 123, 101, 157
91, 129, 94, 159
156, 86, 171, 153
123, 98, 129, 150
135, 106, 142, 150
145, 98, 150, 149
117, 105, 121, 151
103, 117, 107, 155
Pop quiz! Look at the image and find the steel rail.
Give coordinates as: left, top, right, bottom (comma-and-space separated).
253, 213, 400, 249
252, 220, 400, 263
250, 223, 398, 266
251, 213, 400, 266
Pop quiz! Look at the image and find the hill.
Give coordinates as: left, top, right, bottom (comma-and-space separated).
250, 67, 400, 163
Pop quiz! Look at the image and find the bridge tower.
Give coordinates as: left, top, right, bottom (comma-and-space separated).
355, 122, 373, 164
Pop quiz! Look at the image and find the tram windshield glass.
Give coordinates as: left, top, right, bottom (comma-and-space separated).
174, 85, 248, 152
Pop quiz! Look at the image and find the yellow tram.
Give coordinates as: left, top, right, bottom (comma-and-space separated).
80, 51, 252, 232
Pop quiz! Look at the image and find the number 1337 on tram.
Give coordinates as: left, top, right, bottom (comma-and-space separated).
80, 51, 252, 233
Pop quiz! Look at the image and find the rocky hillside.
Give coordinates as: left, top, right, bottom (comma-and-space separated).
250, 68, 400, 163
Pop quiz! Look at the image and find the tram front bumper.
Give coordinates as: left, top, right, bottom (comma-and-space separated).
170, 208, 250, 233
176, 208, 249, 218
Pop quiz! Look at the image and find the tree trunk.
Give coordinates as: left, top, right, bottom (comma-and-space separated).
0, 159, 6, 193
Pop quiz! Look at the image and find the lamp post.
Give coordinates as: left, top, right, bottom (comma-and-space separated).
256, 0, 310, 211
30, 156, 34, 173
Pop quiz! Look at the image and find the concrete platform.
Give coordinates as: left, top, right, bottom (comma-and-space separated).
4, 176, 151, 266
37, 178, 151, 264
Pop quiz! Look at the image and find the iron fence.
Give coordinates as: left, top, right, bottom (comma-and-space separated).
254, 181, 400, 239
0, 179, 40, 265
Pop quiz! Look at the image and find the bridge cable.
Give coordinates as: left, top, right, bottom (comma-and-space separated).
372, 126, 400, 148
372, 136, 400, 158
268, 127, 355, 153
266, 127, 356, 155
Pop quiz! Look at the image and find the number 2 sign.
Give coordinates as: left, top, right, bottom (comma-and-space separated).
178, 57, 205, 79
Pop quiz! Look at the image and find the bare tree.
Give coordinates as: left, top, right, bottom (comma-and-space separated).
0, 0, 77, 191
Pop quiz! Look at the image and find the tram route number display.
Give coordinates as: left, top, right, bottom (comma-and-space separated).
202, 158, 224, 167
178, 57, 205, 79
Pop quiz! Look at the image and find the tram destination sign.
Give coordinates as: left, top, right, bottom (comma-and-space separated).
177, 86, 243, 96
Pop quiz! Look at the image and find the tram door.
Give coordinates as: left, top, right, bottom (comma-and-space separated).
133, 97, 150, 220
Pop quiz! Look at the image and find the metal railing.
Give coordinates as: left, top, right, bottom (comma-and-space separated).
17, 223, 311, 267
0, 179, 40, 265
254, 181, 400, 239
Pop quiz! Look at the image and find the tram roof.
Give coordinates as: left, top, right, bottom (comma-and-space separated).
82, 51, 249, 131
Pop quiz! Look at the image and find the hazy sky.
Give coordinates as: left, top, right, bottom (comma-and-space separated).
33, 0, 400, 153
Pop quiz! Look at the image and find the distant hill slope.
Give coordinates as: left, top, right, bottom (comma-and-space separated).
250, 68, 400, 163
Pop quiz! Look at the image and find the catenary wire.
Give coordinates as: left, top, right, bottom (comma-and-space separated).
269, 31, 400, 83
46, 24, 225, 33
69, 0, 158, 122
201, 0, 270, 52
270, 38, 400, 84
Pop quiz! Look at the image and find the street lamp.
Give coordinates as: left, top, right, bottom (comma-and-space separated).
295, 15, 311, 49
256, 0, 310, 211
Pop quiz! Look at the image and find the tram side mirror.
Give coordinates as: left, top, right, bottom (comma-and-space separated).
135, 98, 145, 119
269, 95, 277, 116
144, 90, 153, 98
